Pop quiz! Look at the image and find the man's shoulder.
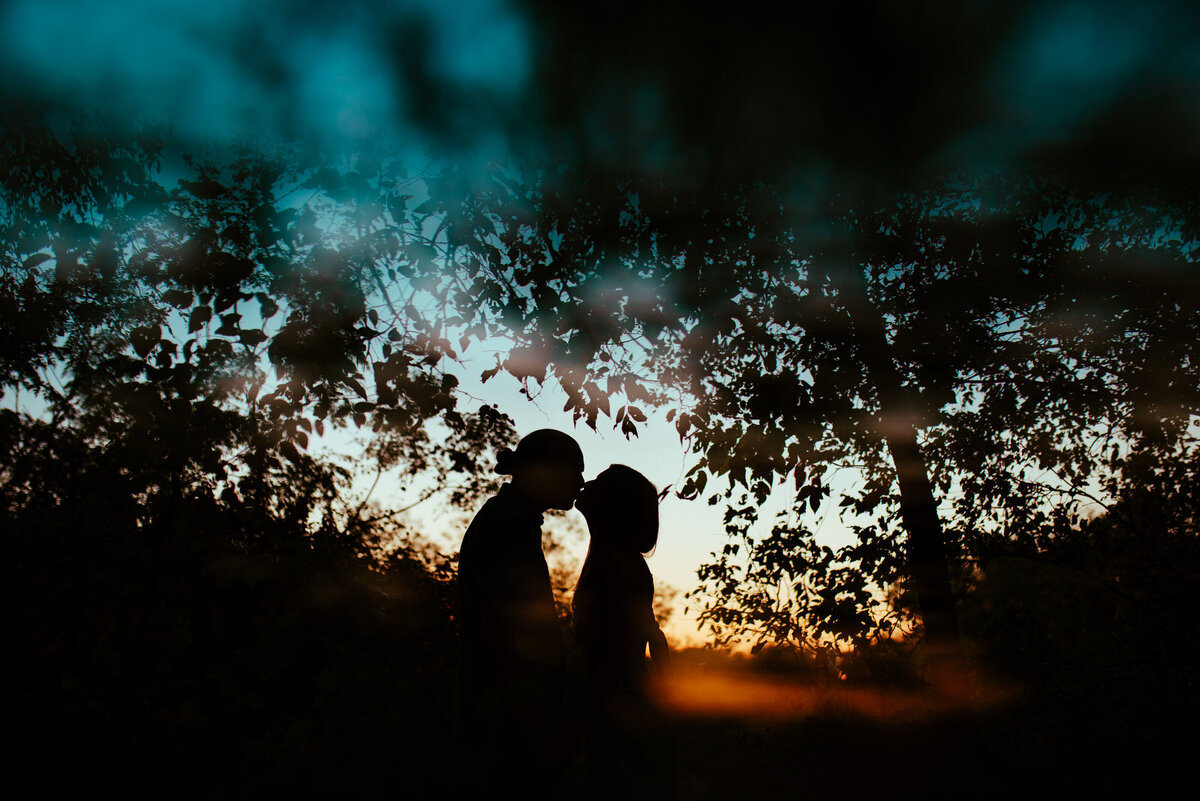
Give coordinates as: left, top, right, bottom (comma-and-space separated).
469, 488, 544, 532
460, 501, 493, 557
460, 491, 536, 563
463, 494, 513, 541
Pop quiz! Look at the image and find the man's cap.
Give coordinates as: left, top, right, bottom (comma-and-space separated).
495, 428, 584, 474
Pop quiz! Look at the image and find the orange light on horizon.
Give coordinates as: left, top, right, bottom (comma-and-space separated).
650, 664, 1016, 722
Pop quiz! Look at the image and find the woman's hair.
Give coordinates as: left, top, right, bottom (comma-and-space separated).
593, 464, 659, 554
495, 428, 584, 475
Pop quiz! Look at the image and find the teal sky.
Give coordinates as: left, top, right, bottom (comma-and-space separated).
0, 0, 529, 155
5, 0, 1196, 168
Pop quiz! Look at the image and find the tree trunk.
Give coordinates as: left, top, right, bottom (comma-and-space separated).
831, 265, 969, 694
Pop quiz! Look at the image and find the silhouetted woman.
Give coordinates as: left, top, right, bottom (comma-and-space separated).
455, 429, 585, 799
572, 464, 674, 800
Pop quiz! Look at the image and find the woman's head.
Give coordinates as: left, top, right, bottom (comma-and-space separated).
575, 464, 659, 553
496, 429, 585, 511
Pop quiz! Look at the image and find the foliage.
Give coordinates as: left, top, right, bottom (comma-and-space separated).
429, 1, 1200, 660
0, 110, 520, 516
959, 445, 1200, 777
2, 406, 464, 795
0, 110, 521, 793
675, 178, 1200, 649
415, 158, 1200, 654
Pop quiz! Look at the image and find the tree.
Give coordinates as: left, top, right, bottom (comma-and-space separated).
7, 0, 1200, 713
393, 2, 1200, 687
691, 180, 1199, 662
0, 109, 522, 518
422, 160, 1199, 684
956, 438, 1200, 780
0, 109, 523, 794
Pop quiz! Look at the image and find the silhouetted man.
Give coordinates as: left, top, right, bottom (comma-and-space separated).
455, 429, 585, 798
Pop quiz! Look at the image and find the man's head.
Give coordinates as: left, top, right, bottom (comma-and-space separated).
496, 429, 585, 511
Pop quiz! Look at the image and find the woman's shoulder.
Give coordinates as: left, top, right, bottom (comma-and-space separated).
588, 549, 652, 593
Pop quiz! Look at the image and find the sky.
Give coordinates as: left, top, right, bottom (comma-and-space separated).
0, 0, 529, 148
318, 337, 862, 647
470, 378, 861, 647
5, 0, 1197, 171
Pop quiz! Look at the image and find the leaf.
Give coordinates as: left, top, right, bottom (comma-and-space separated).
130, 325, 159, 358
216, 313, 241, 337
675, 413, 692, 439
183, 178, 227, 199
626, 378, 654, 404
22, 253, 52, 269
239, 329, 267, 347
257, 294, 279, 319
188, 305, 212, 333
163, 289, 193, 309
279, 441, 301, 463
213, 289, 241, 314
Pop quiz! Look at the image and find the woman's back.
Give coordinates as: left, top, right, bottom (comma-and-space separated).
572, 546, 656, 693
572, 464, 675, 800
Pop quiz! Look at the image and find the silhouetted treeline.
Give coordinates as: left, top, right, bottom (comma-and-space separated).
3, 411, 463, 796
961, 458, 1200, 789
6, 409, 1198, 797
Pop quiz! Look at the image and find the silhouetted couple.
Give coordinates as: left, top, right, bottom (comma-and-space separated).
455, 429, 673, 800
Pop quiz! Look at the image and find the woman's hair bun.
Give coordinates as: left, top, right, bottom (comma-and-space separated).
495, 447, 517, 475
